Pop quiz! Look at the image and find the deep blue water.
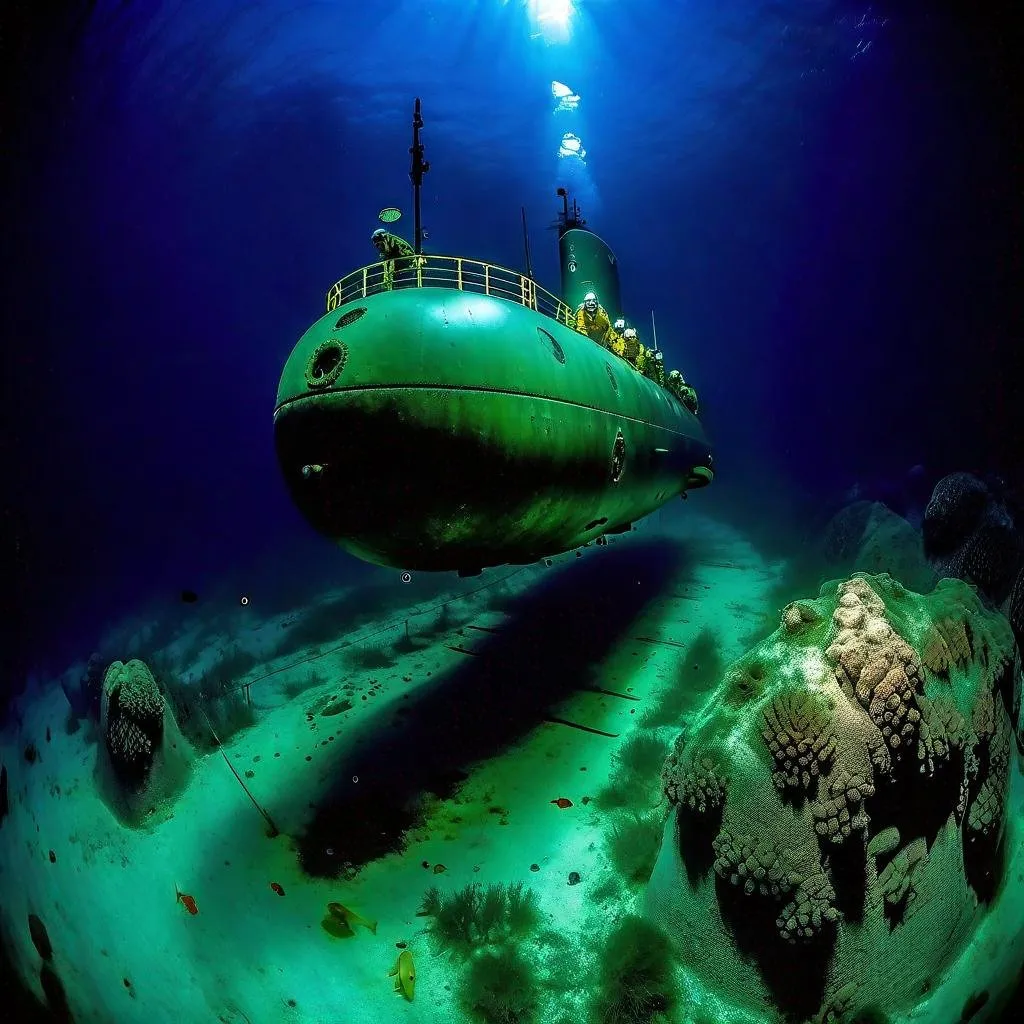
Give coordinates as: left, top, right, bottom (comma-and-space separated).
1, 0, 1020, 688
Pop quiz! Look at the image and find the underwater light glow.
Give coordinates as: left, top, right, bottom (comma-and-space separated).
551, 80, 581, 111
559, 131, 585, 160
526, 0, 575, 43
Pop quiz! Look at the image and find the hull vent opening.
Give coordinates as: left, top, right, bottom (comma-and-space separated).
610, 431, 626, 483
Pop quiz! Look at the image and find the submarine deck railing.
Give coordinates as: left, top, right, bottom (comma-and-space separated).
325, 255, 577, 329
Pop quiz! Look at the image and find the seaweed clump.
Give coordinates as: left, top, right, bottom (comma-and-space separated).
418, 881, 540, 955
595, 730, 670, 811
606, 810, 666, 886
461, 945, 539, 1024
419, 881, 545, 1023
590, 915, 678, 1024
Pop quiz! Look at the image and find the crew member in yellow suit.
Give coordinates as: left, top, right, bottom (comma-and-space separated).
371, 228, 425, 290
667, 369, 700, 415
617, 322, 642, 365
575, 292, 621, 351
635, 344, 665, 386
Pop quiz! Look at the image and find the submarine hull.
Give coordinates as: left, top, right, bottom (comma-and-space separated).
274, 288, 712, 571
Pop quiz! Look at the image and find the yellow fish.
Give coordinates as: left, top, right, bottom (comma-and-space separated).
389, 949, 415, 1001
326, 901, 377, 935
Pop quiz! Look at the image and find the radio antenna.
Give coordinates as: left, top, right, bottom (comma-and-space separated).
409, 98, 430, 255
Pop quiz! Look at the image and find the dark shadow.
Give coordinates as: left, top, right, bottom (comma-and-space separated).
957, 731, 1007, 903
714, 874, 834, 1020
827, 835, 867, 924
0, 926, 58, 1023
866, 745, 963, 859
993, 660, 1022, 755
676, 805, 720, 888
295, 538, 688, 876
39, 964, 73, 1023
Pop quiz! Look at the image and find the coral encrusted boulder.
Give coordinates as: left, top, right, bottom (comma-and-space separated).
647, 574, 1023, 1024
96, 659, 192, 826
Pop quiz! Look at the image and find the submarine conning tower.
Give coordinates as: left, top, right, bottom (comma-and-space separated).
557, 189, 623, 322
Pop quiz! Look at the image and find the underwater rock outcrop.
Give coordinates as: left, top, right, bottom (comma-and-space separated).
923, 472, 1023, 606
95, 659, 193, 826
648, 573, 1021, 1024
822, 500, 936, 593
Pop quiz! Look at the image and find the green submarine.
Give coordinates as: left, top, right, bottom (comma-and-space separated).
273, 100, 714, 575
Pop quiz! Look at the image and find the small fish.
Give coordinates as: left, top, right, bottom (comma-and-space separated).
327, 901, 377, 935
432, 863, 446, 874
389, 949, 415, 1001
180, 589, 199, 604
175, 884, 199, 915
270, 882, 285, 896
550, 797, 573, 809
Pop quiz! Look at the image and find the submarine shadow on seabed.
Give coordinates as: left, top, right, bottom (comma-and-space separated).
295, 537, 694, 877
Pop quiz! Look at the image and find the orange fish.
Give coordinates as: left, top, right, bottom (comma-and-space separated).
551, 797, 573, 809
270, 882, 285, 896
174, 884, 198, 915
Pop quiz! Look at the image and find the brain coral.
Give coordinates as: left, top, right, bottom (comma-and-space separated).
650, 574, 1020, 1024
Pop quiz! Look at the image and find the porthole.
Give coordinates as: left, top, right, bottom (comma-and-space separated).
305, 339, 348, 389
334, 307, 367, 330
536, 327, 565, 364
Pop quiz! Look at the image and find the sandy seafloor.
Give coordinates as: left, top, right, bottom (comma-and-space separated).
1, 508, 1022, 1024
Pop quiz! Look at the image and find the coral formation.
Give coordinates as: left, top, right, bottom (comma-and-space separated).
95, 659, 193, 825
762, 690, 837, 794
649, 573, 1020, 1023
920, 471, 1024, 757
102, 660, 165, 785
661, 738, 727, 815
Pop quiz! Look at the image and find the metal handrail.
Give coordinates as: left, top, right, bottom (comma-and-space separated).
325, 254, 577, 329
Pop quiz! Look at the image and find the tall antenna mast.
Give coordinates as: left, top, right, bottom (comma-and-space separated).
650, 310, 659, 352
522, 207, 534, 279
409, 98, 430, 255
